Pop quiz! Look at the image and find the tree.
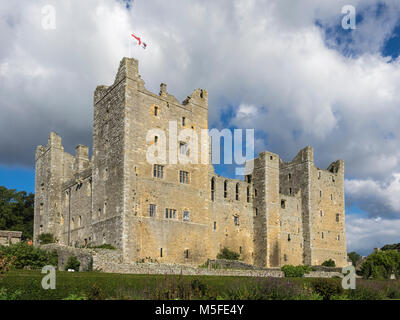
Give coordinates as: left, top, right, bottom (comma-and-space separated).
361, 250, 400, 280
0, 186, 34, 240
348, 251, 361, 266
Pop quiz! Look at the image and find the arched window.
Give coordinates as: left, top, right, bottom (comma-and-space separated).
236, 183, 240, 201
247, 186, 250, 203
211, 178, 215, 201
224, 180, 228, 198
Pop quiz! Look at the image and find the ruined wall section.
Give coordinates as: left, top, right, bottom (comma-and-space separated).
310, 160, 347, 267
209, 174, 254, 264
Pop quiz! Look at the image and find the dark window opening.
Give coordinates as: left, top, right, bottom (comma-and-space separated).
160, 248, 163, 257
247, 186, 250, 203
211, 178, 215, 201
153, 164, 164, 178
184, 249, 189, 259
236, 183, 239, 201
281, 200, 286, 209
154, 106, 158, 116
224, 180, 228, 198
234, 216, 239, 226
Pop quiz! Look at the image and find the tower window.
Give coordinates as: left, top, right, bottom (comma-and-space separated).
289, 188, 292, 195
182, 117, 186, 126
153, 164, 164, 178
211, 178, 215, 201
179, 170, 189, 184
288, 173, 291, 180
322, 232, 324, 239
160, 248, 163, 257
236, 183, 240, 201
179, 142, 188, 155
184, 249, 189, 259
336, 214, 340, 222
247, 186, 250, 203
281, 200, 286, 209
288, 234, 291, 241
154, 136, 158, 145
154, 106, 158, 116
214, 221, 217, 230
234, 216, 239, 226
149, 204, 156, 217
224, 180, 228, 198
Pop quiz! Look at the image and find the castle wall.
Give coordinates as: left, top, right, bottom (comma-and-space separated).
279, 193, 303, 266
209, 175, 254, 264
34, 57, 347, 268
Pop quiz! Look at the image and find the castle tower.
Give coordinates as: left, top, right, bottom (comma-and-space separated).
34, 132, 65, 244
251, 151, 281, 267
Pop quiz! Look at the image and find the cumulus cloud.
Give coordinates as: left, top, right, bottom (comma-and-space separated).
345, 174, 400, 219
346, 214, 400, 255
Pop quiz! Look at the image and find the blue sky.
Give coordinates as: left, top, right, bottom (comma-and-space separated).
2, 0, 400, 255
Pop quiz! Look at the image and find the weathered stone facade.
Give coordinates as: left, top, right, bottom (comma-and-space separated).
34, 57, 347, 268
0, 230, 22, 246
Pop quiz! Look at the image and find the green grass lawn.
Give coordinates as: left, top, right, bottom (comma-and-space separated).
1, 270, 400, 300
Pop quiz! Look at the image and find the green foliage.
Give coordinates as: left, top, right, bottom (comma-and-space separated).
0, 287, 23, 300
360, 250, 400, 279
2, 270, 400, 300
321, 259, 336, 267
0, 242, 57, 270
216, 247, 240, 260
381, 243, 400, 252
62, 293, 88, 300
37, 233, 56, 245
281, 265, 311, 278
311, 278, 343, 300
0, 252, 15, 277
65, 256, 80, 271
0, 186, 34, 240
348, 252, 361, 266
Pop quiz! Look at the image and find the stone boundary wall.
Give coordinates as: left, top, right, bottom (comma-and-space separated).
40, 244, 343, 278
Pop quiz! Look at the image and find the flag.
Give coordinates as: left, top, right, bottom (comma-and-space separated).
131, 33, 147, 49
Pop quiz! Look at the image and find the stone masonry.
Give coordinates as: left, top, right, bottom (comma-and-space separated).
34, 57, 347, 268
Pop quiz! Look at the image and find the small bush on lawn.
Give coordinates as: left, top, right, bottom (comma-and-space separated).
65, 256, 80, 271
0, 243, 57, 270
311, 278, 343, 300
37, 233, 56, 245
281, 265, 311, 278
321, 259, 336, 267
216, 247, 240, 260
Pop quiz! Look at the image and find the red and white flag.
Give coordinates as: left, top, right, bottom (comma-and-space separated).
131, 33, 147, 49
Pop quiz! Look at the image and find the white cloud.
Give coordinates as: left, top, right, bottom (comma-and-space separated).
345, 174, 400, 218
346, 214, 400, 255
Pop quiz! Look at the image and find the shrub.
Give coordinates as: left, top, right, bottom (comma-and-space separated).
281, 265, 311, 278
65, 256, 80, 271
360, 250, 400, 279
0, 242, 57, 270
62, 293, 88, 300
311, 278, 343, 300
348, 251, 361, 266
0, 288, 23, 300
88, 283, 105, 300
321, 259, 336, 267
216, 247, 240, 260
37, 233, 56, 245
0, 252, 15, 278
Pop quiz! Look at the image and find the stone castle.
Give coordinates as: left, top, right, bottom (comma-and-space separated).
34, 57, 347, 268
